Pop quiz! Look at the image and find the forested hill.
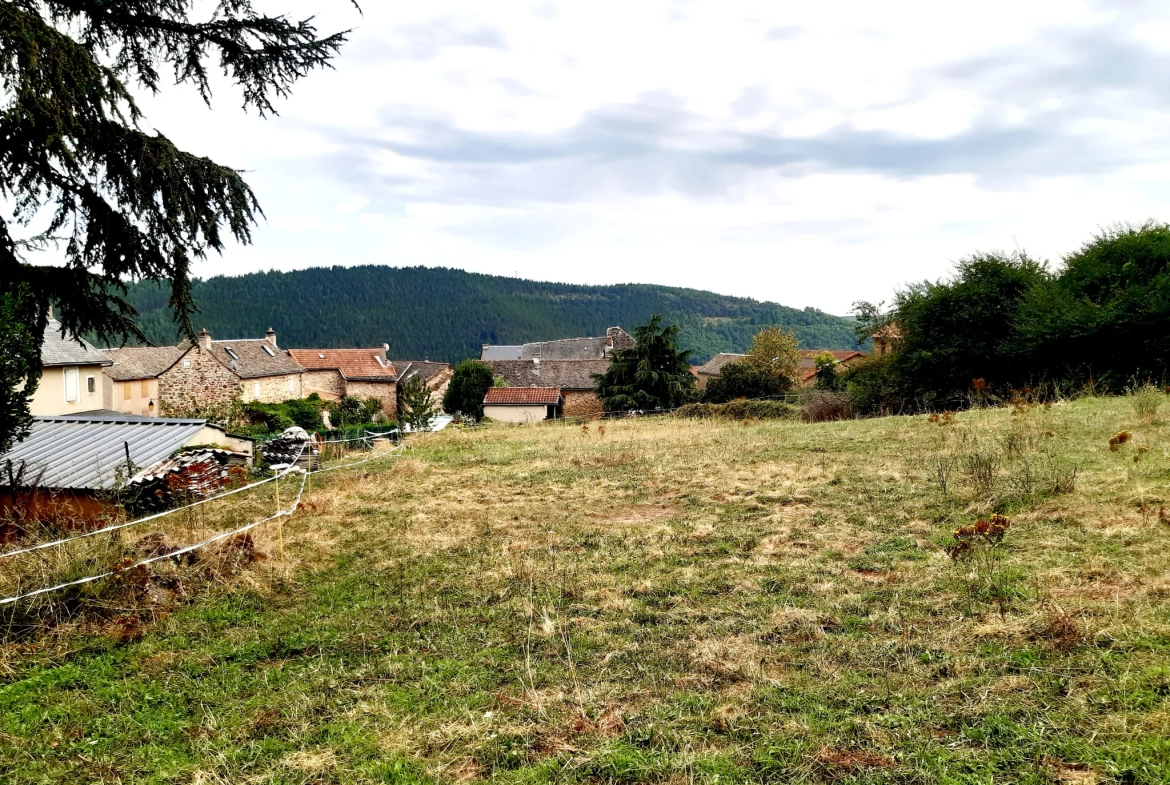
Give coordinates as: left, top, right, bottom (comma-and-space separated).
122, 266, 859, 364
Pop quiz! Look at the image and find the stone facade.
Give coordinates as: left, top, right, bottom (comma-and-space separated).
302, 369, 345, 400
562, 389, 604, 418
159, 346, 240, 413
344, 379, 398, 419
243, 373, 303, 403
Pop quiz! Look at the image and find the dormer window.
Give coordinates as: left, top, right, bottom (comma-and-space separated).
224, 347, 240, 361
318, 353, 325, 359
262, 345, 276, 357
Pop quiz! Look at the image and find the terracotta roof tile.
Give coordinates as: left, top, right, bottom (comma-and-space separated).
484, 387, 561, 405
288, 349, 396, 381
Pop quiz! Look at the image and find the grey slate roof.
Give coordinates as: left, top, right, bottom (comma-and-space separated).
391, 361, 451, 384
0, 415, 209, 491
209, 339, 304, 379
480, 345, 523, 361
40, 320, 112, 368
695, 353, 747, 376
485, 360, 610, 391
101, 346, 184, 380
521, 336, 608, 360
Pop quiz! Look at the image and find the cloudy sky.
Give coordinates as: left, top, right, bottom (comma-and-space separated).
139, 0, 1170, 314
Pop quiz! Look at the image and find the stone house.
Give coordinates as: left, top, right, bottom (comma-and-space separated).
485, 359, 610, 418
796, 350, 867, 387
29, 319, 113, 416
159, 328, 304, 413
390, 361, 454, 411
481, 326, 635, 361
482, 387, 561, 423
288, 346, 398, 417
693, 353, 746, 390
100, 346, 184, 417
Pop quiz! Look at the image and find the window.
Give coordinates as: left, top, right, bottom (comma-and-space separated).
123, 381, 132, 400
182, 359, 191, 369
262, 344, 276, 357
86, 376, 96, 394
253, 381, 261, 400
64, 367, 80, 403
225, 347, 240, 361
288, 376, 295, 393
141, 379, 149, 397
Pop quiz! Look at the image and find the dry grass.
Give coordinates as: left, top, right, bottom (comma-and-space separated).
2, 397, 1169, 783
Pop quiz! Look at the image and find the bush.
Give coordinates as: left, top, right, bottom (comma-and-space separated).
242, 402, 295, 433
703, 362, 786, 403
839, 355, 907, 416
674, 400, 800, 420
282, 397, 324, 430
802, 391, 853, 422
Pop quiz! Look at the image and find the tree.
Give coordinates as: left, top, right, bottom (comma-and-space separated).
594, 315, 696, 412
813, 352, 842, 391
399, 374, 437, 432
892, 252, 1049, 402
443, 360, 495, 420
703, 362, 780, 403
0, 289, 38, 452
0, 2, 350, 449
743, 327, 800, 389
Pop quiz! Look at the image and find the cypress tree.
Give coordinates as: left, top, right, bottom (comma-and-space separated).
0, 1, 349, 450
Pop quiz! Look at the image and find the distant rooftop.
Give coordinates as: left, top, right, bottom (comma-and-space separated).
41, 320, 111, 368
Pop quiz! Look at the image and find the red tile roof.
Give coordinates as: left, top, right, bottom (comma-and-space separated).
483, 387, 561, 405
288, 349, 396, 381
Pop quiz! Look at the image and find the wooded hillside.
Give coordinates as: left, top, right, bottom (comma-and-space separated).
120, 266, 857, 363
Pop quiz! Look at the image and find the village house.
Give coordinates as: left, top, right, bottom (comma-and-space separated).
287, 346, 398, 417
693, 353, 746, 390
390, 360, 454, 410
796, 350, 868, 387
482, 387, 562, 423
159, 328, 304, 413
695, 349, 868, 389
485, 359, 610, 417
100, 346, 184, 417
481, 327, 635, 361
29, 319, 113, 416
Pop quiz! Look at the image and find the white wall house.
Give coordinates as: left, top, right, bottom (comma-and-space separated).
29, 320, 112, 416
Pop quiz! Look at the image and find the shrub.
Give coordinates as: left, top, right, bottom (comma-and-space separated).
802, 391, 853, 422
1129, 383, 1164, 423
703, 362, 786, 403
674, 400, 800, 420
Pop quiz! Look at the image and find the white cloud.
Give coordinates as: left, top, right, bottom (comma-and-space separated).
130, 0, 1170, 314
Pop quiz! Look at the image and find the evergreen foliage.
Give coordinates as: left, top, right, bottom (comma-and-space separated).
116, 266, 860, 364
399, 374, 437, 432
594, 315, 697, 412
0, 0, 347, 449
443, 360, 494, 420
0, 289, 37, 453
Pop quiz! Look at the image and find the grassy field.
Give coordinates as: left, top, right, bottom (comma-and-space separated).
2, 395, 1169, 783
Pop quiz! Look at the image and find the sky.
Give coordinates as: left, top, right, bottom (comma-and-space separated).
134, 0, 1170, 315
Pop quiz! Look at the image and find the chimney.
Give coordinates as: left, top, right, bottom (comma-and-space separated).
198, 328, 212, 351
379, 343, 390, 363
265, 327, 277, 347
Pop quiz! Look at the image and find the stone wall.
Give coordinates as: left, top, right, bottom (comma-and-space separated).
159, 347, 239, 413
344, 379, 398, 419
243, 373, 303, 403
426, 368, 454, 412
562, 389, 604, 418
303, 369, 344, 400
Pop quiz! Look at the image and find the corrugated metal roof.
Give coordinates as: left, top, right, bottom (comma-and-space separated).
0, 416, 209, 491
41, 320, 112, 368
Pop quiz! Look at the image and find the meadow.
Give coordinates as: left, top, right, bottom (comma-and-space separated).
1, 394, 1168, 784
